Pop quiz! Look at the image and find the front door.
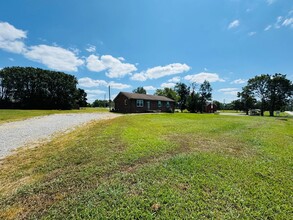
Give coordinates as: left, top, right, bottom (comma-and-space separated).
147, 101, 150, 110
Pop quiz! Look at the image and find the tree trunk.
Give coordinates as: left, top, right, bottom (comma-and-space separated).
261, 109, 264, 116
261, 99, 265, 116
269, 103, 275, 116
269, 99, 275, 117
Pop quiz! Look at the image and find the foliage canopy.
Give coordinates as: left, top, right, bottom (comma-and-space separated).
0, 66, 87, 109
132, 86, 147, 94
242, 73, 293, 116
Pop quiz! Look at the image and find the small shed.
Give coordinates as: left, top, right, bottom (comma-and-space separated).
114, 92, 175, 113
206, 102, 217, 113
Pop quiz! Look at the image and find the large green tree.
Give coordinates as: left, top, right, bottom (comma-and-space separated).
132, 87, 146, 94
186, 83, 200, 113
199, 80, 212, 113
213, 100, 223, 110
0, 66, 87, 109
267, 73, 293, 116
75, 89, 88, 108
174, 82, 190, 112
246, 73, 292, 116
237, 86, 256, 115
154, 87, 178, 101
246, 74, 270, 116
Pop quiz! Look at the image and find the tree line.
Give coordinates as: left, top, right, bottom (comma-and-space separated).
233, 73, 293, 116
0, 66, 87, 109
130, 73, 292, 116
89, 72, 292, 116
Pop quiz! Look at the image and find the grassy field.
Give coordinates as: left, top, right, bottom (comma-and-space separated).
0, 113, 292, 219
0, 108, 109, 124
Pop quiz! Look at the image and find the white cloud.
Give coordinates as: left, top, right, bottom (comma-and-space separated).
264, 12, 293, 31
24, 45, 84, 72
104, 56, 137, 78
0, 21, 86, 72
69, 47, 80, 55
108, 81, 131, 89
86, 54, 137, 78
228, 20, 240, 29
85, 89, 106, 95
130, 73, 148, 81
264, 25, 272, 31
248, 31, 256, 36
161, 82, 176, 88
184, 72, 225, 84
218, 88, 239, 96
144, 86, 156, 91
78, 77, 108, 87
86, 94, 98, 103
0, 22, 26, 41
86, 45, 96, 53
78, 77, 130, 90
275, 16, 283, 29
266, 0, 277, 5
86, 55, 107, 72
131, 63, 190, 81
147, 63, 190, 79
265, 11, 293, 31
0, 22, 27, 54
168, 76, 181, 83
86, 93, 109, 104
282, 18, 293, 27
231, 79, 247, 84
0, 40, 26, 54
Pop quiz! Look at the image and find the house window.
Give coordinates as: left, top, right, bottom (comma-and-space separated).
158, 101, 162, 108
166, 101, 170, 108
124, 99, 128, 105
136, 99, 144, 107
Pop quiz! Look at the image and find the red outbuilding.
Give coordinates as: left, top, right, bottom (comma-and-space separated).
206, 102, 217, 113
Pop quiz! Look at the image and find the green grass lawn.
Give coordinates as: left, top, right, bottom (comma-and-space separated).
0, 113, 292, 219
0, 108, 109, 124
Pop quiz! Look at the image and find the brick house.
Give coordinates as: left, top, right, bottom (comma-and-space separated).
113, 92, 175, 113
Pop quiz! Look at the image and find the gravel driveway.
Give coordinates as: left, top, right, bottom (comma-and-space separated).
0, 113, 121, 159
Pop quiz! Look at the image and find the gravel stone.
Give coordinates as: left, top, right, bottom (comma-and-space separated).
0, 113, 121, 159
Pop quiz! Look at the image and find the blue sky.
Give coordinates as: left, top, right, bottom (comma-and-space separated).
1, 0, 293, 103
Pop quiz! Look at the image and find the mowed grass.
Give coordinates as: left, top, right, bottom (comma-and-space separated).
0, 113, 292, 219
0, 108, 109, 124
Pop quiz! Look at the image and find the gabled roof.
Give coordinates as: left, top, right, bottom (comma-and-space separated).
115, 92, 175, 102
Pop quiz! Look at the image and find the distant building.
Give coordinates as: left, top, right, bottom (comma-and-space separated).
113, 92, 175, 113
206, 102, 217, 113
